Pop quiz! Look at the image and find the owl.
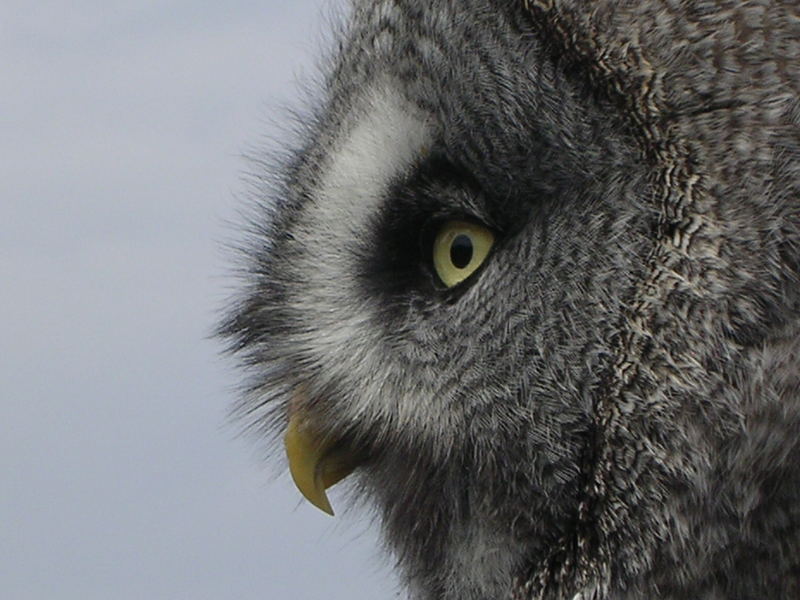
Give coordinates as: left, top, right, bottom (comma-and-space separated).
220, 0, 800, 598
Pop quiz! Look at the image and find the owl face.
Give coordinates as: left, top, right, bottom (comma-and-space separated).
223, 0, 651, 596
221, 0, 800, 598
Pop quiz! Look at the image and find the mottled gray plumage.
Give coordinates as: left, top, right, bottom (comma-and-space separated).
220, 1, 800, 598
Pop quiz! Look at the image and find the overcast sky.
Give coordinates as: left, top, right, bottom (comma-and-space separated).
1, 2, 400, 598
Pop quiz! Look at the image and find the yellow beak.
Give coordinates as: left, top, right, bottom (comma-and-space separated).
284, 412, 358, 516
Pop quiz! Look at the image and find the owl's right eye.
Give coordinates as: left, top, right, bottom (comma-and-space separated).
432, 220, 495, 287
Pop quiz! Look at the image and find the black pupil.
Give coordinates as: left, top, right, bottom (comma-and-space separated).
450, 234, 473, 269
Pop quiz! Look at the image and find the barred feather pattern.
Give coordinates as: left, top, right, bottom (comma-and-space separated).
220, 1, 800, 598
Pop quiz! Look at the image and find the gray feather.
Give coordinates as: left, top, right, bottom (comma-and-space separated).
220, 1, 800, 598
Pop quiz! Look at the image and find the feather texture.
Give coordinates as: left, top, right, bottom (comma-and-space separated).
220, 1, 800, 598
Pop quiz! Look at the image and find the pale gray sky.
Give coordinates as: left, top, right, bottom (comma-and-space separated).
1, 2, 399, 598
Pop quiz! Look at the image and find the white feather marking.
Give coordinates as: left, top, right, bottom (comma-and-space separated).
289, 82, 434, 426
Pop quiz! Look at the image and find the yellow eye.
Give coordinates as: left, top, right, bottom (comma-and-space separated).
432, 220, 495, 288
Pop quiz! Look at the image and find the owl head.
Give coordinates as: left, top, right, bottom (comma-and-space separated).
220, 1, 800, 598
